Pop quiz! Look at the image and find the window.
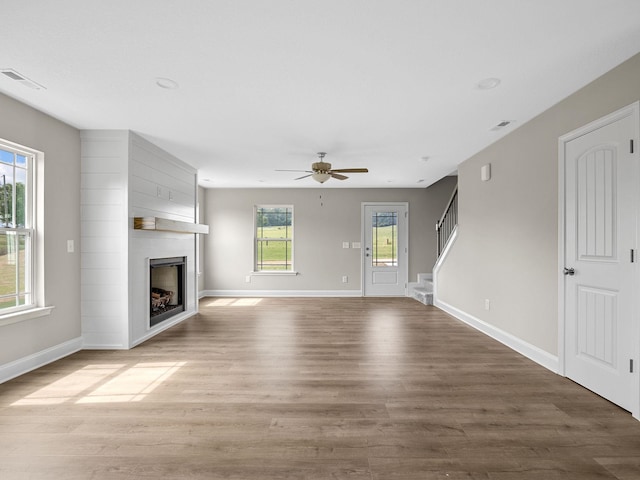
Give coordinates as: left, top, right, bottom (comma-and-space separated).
255, 206, 293, 271
0, 140, 34, 314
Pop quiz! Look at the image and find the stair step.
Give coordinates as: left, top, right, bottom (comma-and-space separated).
409, 273, 434, 305
411, 284, 433, 306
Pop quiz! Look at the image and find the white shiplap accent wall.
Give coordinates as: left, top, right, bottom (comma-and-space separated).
81, 131, 130, 349
81, 131, 199, 349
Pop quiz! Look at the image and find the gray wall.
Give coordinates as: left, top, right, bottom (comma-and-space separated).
437, 52, 640, 356
198, 186, 207, 294
0, 93, 81, 365
203, 178, 456, 293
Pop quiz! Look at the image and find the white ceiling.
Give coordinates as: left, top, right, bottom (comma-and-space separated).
1, 1, 640, 188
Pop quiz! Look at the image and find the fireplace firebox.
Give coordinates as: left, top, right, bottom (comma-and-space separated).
150, 256, 186, 327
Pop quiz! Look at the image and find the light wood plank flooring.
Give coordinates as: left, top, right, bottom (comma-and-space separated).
1, 297, 640, 479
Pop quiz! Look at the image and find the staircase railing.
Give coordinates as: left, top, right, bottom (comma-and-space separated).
436, 185, 458, 258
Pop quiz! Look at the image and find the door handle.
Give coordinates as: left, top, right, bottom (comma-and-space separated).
563, 267, 575, 276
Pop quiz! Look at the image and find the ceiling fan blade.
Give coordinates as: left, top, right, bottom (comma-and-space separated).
294, 174, 313, 180
276, 169, 313, 173
330, 168, 369, 173
330, 173, 348, 180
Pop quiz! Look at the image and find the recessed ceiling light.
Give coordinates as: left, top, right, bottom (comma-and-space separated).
417, 179, 425, 183
155, 77, 179, 89
476, 77, 501, 90
420, 156, 430, 162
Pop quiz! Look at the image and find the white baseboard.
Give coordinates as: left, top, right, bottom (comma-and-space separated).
434, 299, 559, 373
0, 336, 83, 384
201, 289, 363, 298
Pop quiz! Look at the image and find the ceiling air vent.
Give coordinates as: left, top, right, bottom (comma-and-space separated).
491, 120, 513, 131
0, 69, 45, 90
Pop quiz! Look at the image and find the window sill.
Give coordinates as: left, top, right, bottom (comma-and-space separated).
251, 271, 299, 276
0, 306, 55, 327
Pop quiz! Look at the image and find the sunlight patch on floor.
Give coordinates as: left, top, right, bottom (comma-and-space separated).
206, 298, 263, 307
11, 364, 126, 406
77, 361, 186, 404
11, 362, 186, 406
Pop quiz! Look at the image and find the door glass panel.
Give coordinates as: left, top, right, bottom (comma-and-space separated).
371, 212, 397, 267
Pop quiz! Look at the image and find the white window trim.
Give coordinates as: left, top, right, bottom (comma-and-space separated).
254, 204, 295, 273
0, 306, 54, 327
0, 139, 50, 326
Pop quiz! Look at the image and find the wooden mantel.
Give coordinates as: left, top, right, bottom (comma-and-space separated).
134, 217, 209, 234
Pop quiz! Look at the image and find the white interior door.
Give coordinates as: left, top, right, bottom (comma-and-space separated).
561, 104, 639, 414
363, 203, 408, 296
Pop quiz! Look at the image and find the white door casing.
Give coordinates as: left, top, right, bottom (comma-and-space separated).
559, 102, 640, 417
362, 203, 408, 296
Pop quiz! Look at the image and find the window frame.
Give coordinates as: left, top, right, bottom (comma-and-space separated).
253, 205, 296, 274
0, 138, 51, 326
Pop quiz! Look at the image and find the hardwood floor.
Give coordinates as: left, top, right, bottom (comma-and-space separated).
1, 297, 640, 479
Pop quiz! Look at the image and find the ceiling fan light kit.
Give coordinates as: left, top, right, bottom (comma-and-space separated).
312, 172, 331, 183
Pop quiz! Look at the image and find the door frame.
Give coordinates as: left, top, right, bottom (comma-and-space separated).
361, 202, 409, 297
557, 101, 640, 418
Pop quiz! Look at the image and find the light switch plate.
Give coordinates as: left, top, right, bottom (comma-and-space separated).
352, 242, 361, 249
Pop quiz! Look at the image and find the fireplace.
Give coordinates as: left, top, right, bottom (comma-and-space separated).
150, 256, 186, 327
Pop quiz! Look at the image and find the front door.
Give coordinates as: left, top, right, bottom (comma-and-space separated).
363, 203, 408, 296
561, 103, 639, 414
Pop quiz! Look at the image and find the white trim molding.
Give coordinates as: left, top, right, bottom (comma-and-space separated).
201, 289, 363, 298
435, 299, 559, 373
0, 336, 82, 384
0, 306, 54, 328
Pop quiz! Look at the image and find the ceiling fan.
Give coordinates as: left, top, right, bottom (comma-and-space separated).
277, 152, 369, 183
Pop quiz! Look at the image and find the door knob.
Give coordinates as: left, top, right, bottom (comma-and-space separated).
563, 267, 575, 276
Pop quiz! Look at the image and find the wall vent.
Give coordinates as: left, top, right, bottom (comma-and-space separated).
491, 120, 513, 131
0, 69, 45, 90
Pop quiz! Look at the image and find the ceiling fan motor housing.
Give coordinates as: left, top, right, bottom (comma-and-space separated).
312, 161, 332, 173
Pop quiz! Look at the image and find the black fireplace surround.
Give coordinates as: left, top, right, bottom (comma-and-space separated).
149, 256, 186, 327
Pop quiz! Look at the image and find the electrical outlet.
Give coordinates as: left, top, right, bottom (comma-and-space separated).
485, 299, 490, 310
342, 276, 348, 283
66, 240, 74, 253
245, 275, 251, 283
